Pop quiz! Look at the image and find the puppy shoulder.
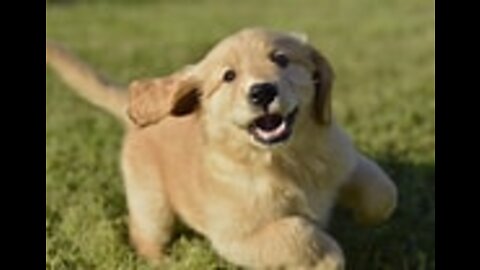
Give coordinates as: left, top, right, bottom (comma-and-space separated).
324, 120, 359, 178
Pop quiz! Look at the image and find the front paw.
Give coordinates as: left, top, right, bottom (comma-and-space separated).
354, 183, 397, 226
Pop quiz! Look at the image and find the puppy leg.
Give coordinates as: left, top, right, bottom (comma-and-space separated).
212, 217, 344, 270
338, 154, 398, 225
121, 154, 175, 263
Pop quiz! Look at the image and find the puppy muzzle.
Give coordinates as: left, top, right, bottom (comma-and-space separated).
248, 107, 298, 145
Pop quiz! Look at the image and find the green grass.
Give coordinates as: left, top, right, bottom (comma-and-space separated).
46, 0, 435, 269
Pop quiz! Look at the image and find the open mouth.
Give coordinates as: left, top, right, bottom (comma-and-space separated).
248, 108, 298, 145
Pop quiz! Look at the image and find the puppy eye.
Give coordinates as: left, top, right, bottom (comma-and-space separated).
270, 51, 289, 68
223, 69, 236, 82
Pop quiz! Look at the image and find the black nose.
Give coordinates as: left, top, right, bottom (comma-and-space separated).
249, 83, 278, 107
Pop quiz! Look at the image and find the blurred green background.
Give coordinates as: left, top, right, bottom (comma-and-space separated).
46, 0, 434, 269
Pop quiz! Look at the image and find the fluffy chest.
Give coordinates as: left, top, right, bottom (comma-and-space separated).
202, 151, 343, 235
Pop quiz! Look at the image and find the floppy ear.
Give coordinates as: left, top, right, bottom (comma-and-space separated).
309, 46, 334, 125
127, 70, 199, 127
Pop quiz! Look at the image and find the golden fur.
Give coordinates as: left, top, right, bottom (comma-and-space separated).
47, 28, 397, 270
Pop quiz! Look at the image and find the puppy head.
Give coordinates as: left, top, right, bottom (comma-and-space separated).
127, 28, 334, 149
198, 28, 334, 148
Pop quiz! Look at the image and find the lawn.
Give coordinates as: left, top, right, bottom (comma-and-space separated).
46, 0, 435, 269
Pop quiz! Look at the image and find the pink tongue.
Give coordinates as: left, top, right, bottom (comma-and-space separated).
256, 121, 287, 140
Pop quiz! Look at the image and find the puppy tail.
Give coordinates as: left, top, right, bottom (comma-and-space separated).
46, 40, 128, 123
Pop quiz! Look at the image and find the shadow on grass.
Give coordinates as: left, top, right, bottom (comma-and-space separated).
331, 154, 435, 270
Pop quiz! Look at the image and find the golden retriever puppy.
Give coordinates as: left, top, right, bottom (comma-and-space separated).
47, 27, 397, 270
